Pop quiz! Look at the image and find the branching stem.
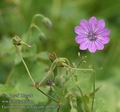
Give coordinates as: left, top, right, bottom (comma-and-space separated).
16, 46, 59, 104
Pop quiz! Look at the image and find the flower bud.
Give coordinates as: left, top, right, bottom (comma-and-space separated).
42, 17, 53, 28
39, 32, 47, 41
49, 52, 57, 62
12, 36, 22, 46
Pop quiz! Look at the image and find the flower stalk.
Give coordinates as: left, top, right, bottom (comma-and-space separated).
12, 36, 59, 104
91, 71, 96, 112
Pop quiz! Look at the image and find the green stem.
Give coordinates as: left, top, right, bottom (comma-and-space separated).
30, 24, 42, 32
5, 66, 15, 84
38, 58, 58, 86
64, 64, 93, 72
16, 46, 59, 104
78, 87, 90, 112
17, 47, 36, 85
70, 67, 93, 71
36, 88, 59, 104
38, 70, 52, 86
57, 104, 60, 112
31, 14, 44, 23
91, 71, 96, 112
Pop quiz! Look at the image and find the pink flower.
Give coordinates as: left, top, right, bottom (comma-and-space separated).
74, 16, 110, 53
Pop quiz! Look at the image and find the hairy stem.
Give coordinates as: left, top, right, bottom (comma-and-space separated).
17, 47, 36, 85
36, 88, 58, 104
16, 46, 58, 104
91, 71, 96, 112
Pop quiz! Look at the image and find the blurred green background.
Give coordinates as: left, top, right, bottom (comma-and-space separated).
0, 0, 120, 112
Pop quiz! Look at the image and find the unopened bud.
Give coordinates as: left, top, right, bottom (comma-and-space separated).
49, 52, 57, 62
78, 52, 81, 57
12, 36, 22, 46
42, 17, 52, 28
39, 32, 46, 39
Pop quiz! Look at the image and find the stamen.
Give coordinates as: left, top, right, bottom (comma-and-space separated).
87, 32, 97, 41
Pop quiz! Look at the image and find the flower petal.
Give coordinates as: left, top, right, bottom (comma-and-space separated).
89, 16, 97, 32
89, 17, 97, 23
98, 37, 110, 44
75, 36, 87, 44
80, 20, 90, 32
74, 16, 110, 53
97, 28, 110, 37
79, 40, 89, 50
95, 40, 104, 50
88, 41, 97, 53
74, 26, 87, 35
97, 19, 105, 29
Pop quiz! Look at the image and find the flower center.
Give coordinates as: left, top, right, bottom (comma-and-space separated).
87, 32, 97, 41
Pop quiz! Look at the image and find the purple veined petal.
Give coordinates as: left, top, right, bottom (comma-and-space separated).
94, 19, 105, 32
98, 37, 110, 44
74, 26, 88, 35
89, 16, 97, 22
79, 40, 89, 50
89, 16, 97, 32
96, 28, 110, 37
95, 40, 104, 50
88, 41, 97, 53
75, 36, 88, 44
97, 19, 105, 30
80, 20, 90, 32
74, 16, 110, 53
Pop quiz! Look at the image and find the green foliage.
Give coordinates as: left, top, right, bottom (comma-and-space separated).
0, 0, 120, 112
